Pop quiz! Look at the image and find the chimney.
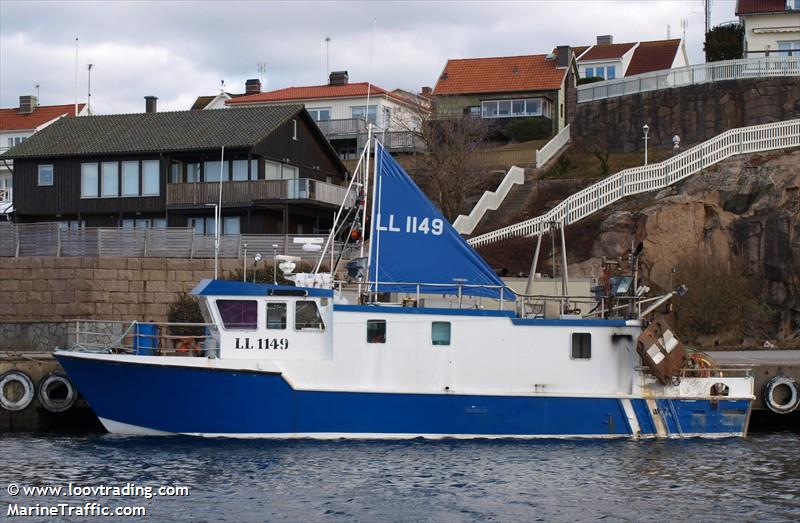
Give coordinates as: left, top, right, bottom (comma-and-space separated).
420, 86, 432, 97
144, 96, 158, 113
329, 70, 349, 86
556, 45, 572, 68
245, 78, 261, 94
18, 95, 38, 114
597, 35, 613, 45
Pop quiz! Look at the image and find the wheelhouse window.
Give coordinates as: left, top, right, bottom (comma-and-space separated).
142, 160, 160, 196
481, 98, 548, 118
367, 320, 386, 343
101, 161, 119, 197
432, 322, 451, 346
217, 299, 258, 330
571, 333, 591, 359
295, 301, 325, 331
266, 302, 287, 330
81, 162, 99, 198
37, 164, 53, 186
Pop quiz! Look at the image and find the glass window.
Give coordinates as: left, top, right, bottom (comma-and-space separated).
571, 333, 591, 359
204, 161, 229, 182
266, 302, 287, 330
351, 104, 377, 124
189, 217, 204, 235
142, 160, 159, 196
187, 163, 201, 183
250, 159, 259, 180
498, 100, 511, 116
585, 67, 594, 78
525, 99, 541, 116
512, 100, 525, 116
481, 101, 498, 118
153, 218, 167, 229
307, 107, 331, 121
596, 67, 605, 79
217, 299, 258, 330
135, 219, 150, 229
101, 161, 118, 197
205, 217, 217, 236
265, 161, 281, 180
367, 320, 386, 343
282, 164, 298, 180
122, 219, 135, 229
122, 161, 139, 196
223, 216, 240, 235
170, 162, 182, 183
295, 301, 325, 330
81, 163, 98, 198
37, 164, 54, 186
232, 160, 248, 181
432, 322, 451, 346
607, 66, 616, 79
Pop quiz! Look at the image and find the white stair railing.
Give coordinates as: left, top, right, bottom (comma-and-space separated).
468, 119, 800, 247
535, 124, 570, 168
453, 166, 524, 234
578, 57, 800, 103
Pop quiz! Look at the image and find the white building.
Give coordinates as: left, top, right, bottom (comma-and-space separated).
226, 72, 428, 159
736, 0, 800, 57
575, 36, 689, 80
0, 96, 88, 216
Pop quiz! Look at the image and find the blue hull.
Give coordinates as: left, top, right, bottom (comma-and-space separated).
56, 354, 750, 438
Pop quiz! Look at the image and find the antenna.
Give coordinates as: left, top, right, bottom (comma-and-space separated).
324, 36, 331, 80
35, 83, 40, 101
704, 0, 713, 35
257, 62, 267, 85
87, 63, 93, 114
219, 79, 225, 93
667, 24, 671, 39
681, 18, 688, 41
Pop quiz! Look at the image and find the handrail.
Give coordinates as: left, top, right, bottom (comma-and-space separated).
577, 56, 800, 103
452, 166, 524, 234
535, 124, 571, 168
468, 118, 800, 247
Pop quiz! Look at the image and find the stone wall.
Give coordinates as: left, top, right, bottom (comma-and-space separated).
0, 257, 242, 323
572, 77, 800, 152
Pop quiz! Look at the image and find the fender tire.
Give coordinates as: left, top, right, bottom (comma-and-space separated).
38, 373, 78, 413
0, 370, 35, 412
763, 375, 799, 414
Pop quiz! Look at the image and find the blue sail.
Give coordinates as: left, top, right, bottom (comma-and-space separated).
368, 143, 513, 300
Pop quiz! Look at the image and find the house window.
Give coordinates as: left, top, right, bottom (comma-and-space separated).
306, 107, 331, 121
481, 98, 547, 118
217, 299, 258, 330
266, 302, 287, 330
432, 322, 451, 346
607, 66, 616, 79
142, 160, 159, 195
250, 159, 259, 180
778, 41, 800, 57
511, 100, 525, 116
295, 301, 325, 330
122, 161, 139, 195
101, 161, 119, 197
37, 164, 54, 186
186, 163, 201, 183
265, 161, 281, 180
282, 165, 299, 180
571, 333, 591, 359
351, 105, 377, 124
204, 161, 229, 182
223, 216, 240, 235
153, 218, 167, 229
595, 67, 605, 79
170, 162, 182, 183
292, 119, 298, 141
81, 162, 99, 198
367, 320, 386, 343
232, 160, 249, 181
585, 67, 594, 78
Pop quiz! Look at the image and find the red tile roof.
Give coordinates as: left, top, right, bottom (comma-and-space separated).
0, 103, 85, 132
579, 42, 637, 61
736, 0, 794, 15
227, 82, 394, 105
433, 54, 567, 96
625, 39, 683, 77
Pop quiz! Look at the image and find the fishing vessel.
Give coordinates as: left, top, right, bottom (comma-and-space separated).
54, 138, 754, 439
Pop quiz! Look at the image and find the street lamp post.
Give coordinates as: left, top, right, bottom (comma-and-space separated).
643, 124, 650, 165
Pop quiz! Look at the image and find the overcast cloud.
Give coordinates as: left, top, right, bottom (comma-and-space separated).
1, 0, 736, 114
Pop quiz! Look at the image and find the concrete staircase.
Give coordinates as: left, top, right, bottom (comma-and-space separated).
474, 182, 534, 232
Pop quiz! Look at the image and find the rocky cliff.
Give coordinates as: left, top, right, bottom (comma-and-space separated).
568, 148, 800, 343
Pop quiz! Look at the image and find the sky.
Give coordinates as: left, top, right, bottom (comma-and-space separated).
0, 0, 738, 115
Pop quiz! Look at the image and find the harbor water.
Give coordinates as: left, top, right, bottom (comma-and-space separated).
1, 432, 798, 522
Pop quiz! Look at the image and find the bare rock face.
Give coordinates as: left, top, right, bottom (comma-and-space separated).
568, 149, 800, 338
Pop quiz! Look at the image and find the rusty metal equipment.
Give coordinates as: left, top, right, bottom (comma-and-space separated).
637, 320, 686, 385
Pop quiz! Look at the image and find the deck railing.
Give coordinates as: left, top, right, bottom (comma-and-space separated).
452, 166, 524, 234
535, 124, 571, 168
0, 187, 11, 203
316, 118, 369, 136
166, 178, 351, 207
0, 222, 343, 260
468, 118, 800, 247
577, 57, 800, 103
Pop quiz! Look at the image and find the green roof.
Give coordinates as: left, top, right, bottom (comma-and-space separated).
1, 105, 304, 159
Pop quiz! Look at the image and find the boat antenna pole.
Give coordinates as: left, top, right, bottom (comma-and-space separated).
371, 139, 382, 299
215, 145, 224, 280
560, 219, 569, 309
360, 17, 377, 260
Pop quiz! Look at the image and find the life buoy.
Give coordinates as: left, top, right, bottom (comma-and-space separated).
0, 370, 35, 412
38, 373, 77, 413
176, 338, 201, 357
763, 375, 799, 414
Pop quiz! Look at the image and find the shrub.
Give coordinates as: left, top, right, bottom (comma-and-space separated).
594, 149, 610, 177
499, 117, 552, 142
167, 293, 205, 337
577, 76, 605, 86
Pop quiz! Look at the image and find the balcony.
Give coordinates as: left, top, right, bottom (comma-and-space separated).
316, 118, 368, 137
166, 179, 352, 208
